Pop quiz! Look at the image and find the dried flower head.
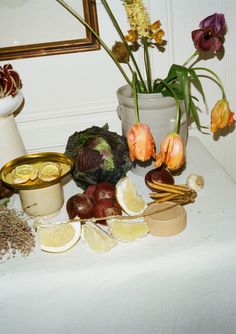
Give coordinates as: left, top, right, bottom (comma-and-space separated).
112, 41, 130, 63
123, 0, 151, 38
0, 64, 22, 98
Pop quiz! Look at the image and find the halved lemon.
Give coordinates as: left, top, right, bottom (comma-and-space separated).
82, 221, 117, 253
13, 164, 38, 184
38, 222, 81, 253
115, 177, 147, 215
38, 162, 61, 182
109, 219, 149, 242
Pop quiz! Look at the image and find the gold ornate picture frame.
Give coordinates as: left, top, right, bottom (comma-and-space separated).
0, 0, 100, 61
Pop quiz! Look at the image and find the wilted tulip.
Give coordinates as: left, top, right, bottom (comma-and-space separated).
127, 123, 156, 161
192, 13, 226, 52
155, 133, 185, 171
210, 99, 234, 133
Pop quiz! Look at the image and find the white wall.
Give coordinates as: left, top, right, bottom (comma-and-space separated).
1, 0, 236, 180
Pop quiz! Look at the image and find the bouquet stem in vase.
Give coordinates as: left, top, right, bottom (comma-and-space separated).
117, 84, 188, 175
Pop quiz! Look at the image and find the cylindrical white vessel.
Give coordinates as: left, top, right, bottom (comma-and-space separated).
0, 91, 26, 168
19, 183, 64, 219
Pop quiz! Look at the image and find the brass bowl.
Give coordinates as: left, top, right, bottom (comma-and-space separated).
0, 152, 74, 218
0, 152, 74, 190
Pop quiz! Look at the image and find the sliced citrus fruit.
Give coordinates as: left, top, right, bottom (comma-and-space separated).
82, 221, 117, 253
115, 177, 147, 215
38, 222, 81, 253
38, 162, 61, 182
109, 219, 149, 242
13, 164, 38, 184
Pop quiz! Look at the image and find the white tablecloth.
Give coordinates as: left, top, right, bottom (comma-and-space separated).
1, 137, 236, 334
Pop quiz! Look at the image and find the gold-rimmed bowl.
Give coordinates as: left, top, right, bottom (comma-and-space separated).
0, 152, 74, 218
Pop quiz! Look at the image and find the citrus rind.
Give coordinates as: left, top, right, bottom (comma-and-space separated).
115, 177, 147, 216
82, 221, 117, 253
38, 162, 61, 182
38, 222, 81, 253
13, 164, 38, 184
109, 218, 149, 242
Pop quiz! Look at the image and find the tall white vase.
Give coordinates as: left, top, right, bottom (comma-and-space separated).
0, 91, 26, 168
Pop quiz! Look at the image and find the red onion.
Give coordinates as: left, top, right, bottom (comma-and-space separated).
93, 182, 116, 202
84, 184, 97, 201
145, 166, 175, 191
93, 198, 122, 225
66, 193, 94, 220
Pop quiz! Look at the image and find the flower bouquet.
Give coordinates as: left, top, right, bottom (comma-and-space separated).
57, 0, 234, 172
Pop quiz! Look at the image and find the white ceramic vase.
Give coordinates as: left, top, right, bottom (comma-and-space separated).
0, 91, 26, 168
117, 84, 188, 175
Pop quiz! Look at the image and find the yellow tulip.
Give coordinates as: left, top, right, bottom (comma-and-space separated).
210, 99, 235, 133
155, 133, 185, 171
127, 123, 156, 161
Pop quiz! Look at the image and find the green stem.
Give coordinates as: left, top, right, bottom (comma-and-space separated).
132, 73, 140, 123
182, 50, 199, 67
192, 66, 226, 98
101, 0, 147, 92
159, 80, 180, 133
57, 0, 132, 87
143, 38, 152, 92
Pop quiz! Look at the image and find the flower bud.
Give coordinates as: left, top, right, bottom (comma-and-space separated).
111, 41, 130, 63
210, 99, 235, 133
155, 133, 185, 171
127, 123, 156, 161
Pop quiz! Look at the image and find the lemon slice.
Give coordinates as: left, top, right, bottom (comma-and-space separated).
38, 162, 61, 182
116, 177, 147, 215
38, 222, 81, 253
109, 219, 149, 242
82, 221, 117, 253
13, 164, 38, 184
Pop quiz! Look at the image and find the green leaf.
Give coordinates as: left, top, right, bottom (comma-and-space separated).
188, 68, 205, 102
189, 99, 209, 134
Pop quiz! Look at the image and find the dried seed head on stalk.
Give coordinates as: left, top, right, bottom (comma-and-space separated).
0, 205, 35, 261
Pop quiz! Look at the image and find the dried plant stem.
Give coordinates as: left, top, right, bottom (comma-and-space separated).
148, 181, 197, 205
35, 202, 180, 229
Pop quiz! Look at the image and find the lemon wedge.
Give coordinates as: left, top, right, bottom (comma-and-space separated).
38, 162, 61, 182
109, 219, 149, 242
38, 222, 81, 253
116, 177, 146, 215
13, 164, 38, 184
82, 221, 117, 253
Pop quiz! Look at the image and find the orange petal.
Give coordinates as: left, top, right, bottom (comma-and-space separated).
127, 123, 156, 162
210, 99, 235, 133
155, 133, 185, 171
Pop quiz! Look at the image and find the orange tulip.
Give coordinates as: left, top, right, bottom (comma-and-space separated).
210, 99, 235, 133
127, 123, 156, 161
155, 133, 185, 171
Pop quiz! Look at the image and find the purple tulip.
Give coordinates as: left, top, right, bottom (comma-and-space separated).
192, 13, 226, 52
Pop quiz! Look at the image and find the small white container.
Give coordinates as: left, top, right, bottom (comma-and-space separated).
0, 152, 73, 219
19, 182, 64, 219
144, 202, 187, 237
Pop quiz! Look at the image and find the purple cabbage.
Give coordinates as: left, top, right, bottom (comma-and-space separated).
65, 124, 132, 189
